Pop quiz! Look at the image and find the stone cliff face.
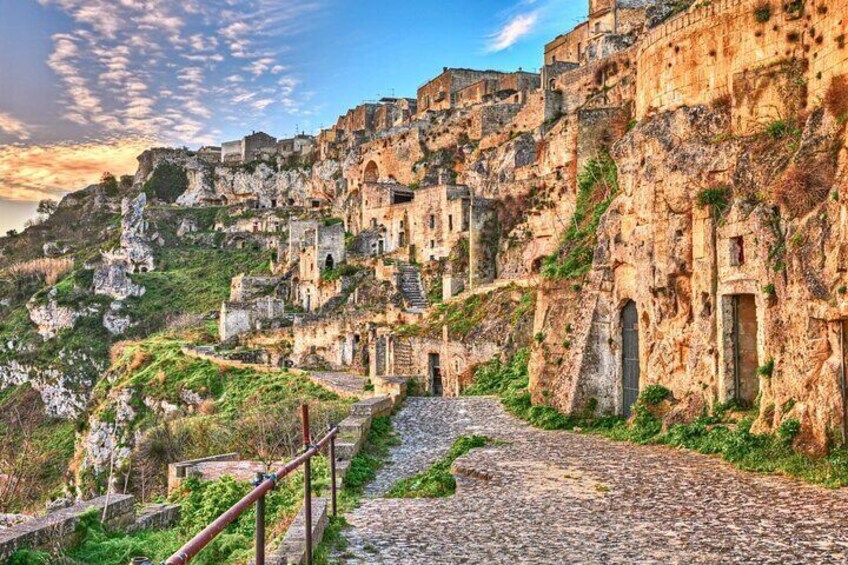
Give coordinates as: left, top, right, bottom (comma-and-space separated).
531, 103, 848, 453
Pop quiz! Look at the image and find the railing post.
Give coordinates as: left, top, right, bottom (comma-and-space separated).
255, 472, 266, 565
329, 432, 337, 517
302, 404, 313, 565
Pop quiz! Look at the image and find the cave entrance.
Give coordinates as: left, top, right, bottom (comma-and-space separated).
727, 294, 759, 407
621, 300, 640, 418
428, 353, 443, 396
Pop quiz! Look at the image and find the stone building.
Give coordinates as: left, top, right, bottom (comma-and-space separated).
277, 135, 315, 159
221, 131, 278, 164
417, 68, 513, 114
284, 219, 346, 313
455, 71, 541, 108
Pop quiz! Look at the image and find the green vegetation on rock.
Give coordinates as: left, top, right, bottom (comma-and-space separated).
542, 151, 618, 280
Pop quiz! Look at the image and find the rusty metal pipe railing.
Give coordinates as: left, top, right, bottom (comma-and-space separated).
162, 404, 339, 565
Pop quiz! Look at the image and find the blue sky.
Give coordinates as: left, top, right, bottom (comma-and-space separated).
0, 0, 586, 233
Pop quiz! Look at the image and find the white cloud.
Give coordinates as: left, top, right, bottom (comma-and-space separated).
0, 113, 32, 141
486, 11, 539, 52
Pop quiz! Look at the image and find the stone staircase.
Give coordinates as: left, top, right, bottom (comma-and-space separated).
398, 265, 428, 312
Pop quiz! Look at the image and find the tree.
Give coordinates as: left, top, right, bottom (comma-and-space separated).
36, 199, 58, 217
100, 172, 119, 195
5, 229, 17, 237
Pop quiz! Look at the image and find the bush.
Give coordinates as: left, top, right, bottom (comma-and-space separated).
765, 118, 801, 140
144, 163, 189, 203
778, 418, 801, 443
775, 163, 832, 217
754, 3, 772, 22
639, 385, 671, 405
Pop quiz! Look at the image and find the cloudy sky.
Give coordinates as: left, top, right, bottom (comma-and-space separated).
0, 0, 584, 233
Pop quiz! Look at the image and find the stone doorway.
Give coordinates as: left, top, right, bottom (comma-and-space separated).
727, 294, 759, 406
621, 300, 640, 418
428, 353, 443, 396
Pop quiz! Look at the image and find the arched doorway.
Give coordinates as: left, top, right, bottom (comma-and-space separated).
364, 161, 379, 183
325, 254, 335, 270
621, 300, 640, 418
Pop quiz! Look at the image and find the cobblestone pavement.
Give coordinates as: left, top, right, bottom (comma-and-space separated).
306, 371, 366, 398
333, 397, 848, 564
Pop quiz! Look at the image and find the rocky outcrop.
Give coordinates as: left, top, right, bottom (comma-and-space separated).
26, 292, 82, 340
0, 360, 90, 419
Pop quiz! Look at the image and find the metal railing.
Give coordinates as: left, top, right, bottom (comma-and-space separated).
142, 404, 339, 565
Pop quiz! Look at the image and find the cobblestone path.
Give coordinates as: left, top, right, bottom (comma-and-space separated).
333, 397, 848, 564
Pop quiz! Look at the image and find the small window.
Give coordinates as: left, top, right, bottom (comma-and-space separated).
448, 214, 453, 231
730, 237, 745, 266
429, 214, 435, 229
430, 240, 435, 249
595, 22, 601, 33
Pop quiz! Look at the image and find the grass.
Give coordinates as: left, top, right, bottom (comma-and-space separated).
542, 151, 618, 280
56, 461, 333, 565
385, 436, 490, 498
125, 247, 270, 336
696, 186, 731, 219
464, 351, 848, 488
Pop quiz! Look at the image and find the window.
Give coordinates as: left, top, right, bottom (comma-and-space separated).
448, 214, 453, 231
429, 214, 435, 229
730, 236, 745, 266
595, 22, 601, 33
430, 240, 435, 249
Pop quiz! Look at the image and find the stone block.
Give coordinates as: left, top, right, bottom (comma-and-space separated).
267, 498, 329, 565
350, 396, 393, 419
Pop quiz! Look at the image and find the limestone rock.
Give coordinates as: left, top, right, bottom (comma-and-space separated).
103, 301, 132, 336
26, 292, 80, 340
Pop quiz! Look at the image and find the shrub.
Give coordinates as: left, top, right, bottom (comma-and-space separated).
763, 283, 776, 296
778, 418, 801, 442
765, 118, 801, 139
639, 384, 671, 405
825, 75, 848, 120
775, 163, 832, 217
754, 2, 772, 21
144, 163, 189, 203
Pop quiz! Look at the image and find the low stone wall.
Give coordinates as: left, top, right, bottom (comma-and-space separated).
0, 494, 180, 561
168, 452, 240, 494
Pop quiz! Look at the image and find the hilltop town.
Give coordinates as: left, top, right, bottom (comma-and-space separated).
2, 0, 848, 561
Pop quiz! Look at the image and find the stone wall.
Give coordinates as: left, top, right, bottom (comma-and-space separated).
0, 495, 141, 561
635, 0, 848, 131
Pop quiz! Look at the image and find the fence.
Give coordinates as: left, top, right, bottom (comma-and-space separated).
137, 404, 339, 565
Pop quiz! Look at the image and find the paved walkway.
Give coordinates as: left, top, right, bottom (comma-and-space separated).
306, 371, 366, 399
332, 397, 848, 564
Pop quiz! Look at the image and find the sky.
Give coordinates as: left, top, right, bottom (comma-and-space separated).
0, 0, 586, 234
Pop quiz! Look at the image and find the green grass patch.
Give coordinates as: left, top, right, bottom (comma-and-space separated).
385, 436, 489, 498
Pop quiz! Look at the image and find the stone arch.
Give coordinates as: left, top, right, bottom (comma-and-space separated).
364, 160, 379, 183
